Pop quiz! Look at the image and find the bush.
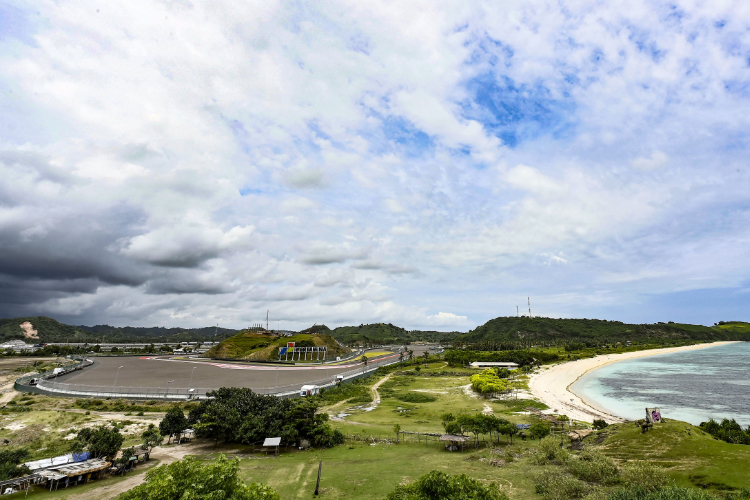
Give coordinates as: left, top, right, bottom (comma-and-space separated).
533, 436, 569, 464
529, 422, 550, 440
620, 461, 669, 491
592, 419, 609, 430
566, 449, 619, 484
385, 470, 508, 500
534, 470, 587, 500
607, 487, 716, 500
394, 393, 437, 403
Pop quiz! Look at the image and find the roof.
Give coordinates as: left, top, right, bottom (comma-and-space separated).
24, 454, 74, 471
469, 362, 519, 367
300, 385, 317, 390
52, 458, 110, 477
263, 437, 281, 446
439, 434, 469, 442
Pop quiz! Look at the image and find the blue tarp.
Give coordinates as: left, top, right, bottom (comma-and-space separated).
516, 424, 530, 429
73, 452, 91, 462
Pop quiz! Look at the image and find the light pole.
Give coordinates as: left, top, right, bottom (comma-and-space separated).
188, 366, 196, 390
165, 380, 173, 398
113, 365, 124, 392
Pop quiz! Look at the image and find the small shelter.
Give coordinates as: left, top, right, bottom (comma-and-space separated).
262, 437, 281, 455
439, 434, 469, 452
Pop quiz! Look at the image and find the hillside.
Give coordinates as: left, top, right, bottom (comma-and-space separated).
0, 316, 239, 343
205, 331, 351, 361
455, 316, 750, 345
329, 323, 459, 345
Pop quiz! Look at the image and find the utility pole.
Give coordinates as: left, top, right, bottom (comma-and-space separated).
266, 310, 269, 332
528, 297, 532, 318
516, 306, 519, 317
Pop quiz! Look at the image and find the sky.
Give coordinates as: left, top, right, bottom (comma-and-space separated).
2, 1, 750, 331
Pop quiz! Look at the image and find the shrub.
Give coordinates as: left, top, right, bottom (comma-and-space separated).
533, 436, 569, 464
607, 486, 716, 500
529, 422, 550, 440
394, 393, 437, 403
592, 419, 608, 430
566, 449, 619, 484
620, 461, 669, 491
385, 470, 508, 500
534, 470, 587, 500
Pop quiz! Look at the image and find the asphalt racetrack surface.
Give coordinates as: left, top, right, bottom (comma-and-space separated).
57, 353, 392, 391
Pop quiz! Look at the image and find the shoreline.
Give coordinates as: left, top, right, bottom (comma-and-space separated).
528, 341, 739, 423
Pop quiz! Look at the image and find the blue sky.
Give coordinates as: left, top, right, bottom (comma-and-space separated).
1, 0, 750, 330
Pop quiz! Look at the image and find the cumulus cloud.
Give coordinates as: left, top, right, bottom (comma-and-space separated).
2, 0, 750, 329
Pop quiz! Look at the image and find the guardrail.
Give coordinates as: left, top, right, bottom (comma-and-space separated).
13, 357, 93, 392
17, 353, 401, 400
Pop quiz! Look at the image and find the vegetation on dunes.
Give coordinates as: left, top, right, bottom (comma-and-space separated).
204, 331, 349, 361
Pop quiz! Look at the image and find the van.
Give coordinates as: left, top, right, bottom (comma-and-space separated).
335, 375, 344, 383
300, 385, 318, 397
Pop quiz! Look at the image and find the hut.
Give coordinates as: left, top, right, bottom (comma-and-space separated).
439, 434, 469, 452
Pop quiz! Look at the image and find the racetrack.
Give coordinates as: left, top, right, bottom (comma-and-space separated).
56, 351, 397, 394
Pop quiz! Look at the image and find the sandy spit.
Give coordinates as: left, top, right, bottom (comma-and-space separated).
528, 341, 738, 423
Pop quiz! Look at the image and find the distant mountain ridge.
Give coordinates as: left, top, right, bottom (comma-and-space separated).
0, 316, 239, 343
1, 315, 748, 346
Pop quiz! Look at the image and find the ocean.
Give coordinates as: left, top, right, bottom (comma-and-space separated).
571, 342, 750, 426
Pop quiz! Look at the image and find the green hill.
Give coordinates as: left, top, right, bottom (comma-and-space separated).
205, 331, 350, 361
598, 419, 750, 492
328, 323, 458, 345
0, 316, 239, 343
455, 316, 750, 345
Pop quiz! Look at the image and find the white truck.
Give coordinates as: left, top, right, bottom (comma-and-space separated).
299, 385, 319, 397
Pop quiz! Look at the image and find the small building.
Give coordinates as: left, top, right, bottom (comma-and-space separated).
439, 434, 469, 452
300, 385, 318, 397
469, 362, 519, 369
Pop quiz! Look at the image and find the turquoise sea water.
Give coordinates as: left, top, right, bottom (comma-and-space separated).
570, 342, 750, 426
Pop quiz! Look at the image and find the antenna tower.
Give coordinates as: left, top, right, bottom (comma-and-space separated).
528, 297, 532, 318
516, 306, 519, 317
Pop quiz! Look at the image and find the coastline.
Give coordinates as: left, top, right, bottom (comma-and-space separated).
528, 341, 739, 423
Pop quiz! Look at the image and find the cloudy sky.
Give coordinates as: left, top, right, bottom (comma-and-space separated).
2, 1, 750, 330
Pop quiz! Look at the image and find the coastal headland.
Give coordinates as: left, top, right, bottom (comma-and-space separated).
529, 341, 739, 423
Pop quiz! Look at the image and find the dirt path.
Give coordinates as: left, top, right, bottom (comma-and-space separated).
369, 372, 392, 406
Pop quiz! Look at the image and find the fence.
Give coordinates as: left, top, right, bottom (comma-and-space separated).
17, 353, 401, 401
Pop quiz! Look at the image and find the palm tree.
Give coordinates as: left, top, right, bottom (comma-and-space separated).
408, 349, 414, 361
399, 352, 405, 362
361, 354, 368, 371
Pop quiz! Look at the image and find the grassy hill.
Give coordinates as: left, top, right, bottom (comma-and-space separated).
328, 323, 458, 345
205, 331, 350, 361
0, 316, 239, 343
455, 316, 750, 346
598, 419, 750, 493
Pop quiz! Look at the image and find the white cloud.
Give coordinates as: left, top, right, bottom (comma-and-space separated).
632, 151, 669, 170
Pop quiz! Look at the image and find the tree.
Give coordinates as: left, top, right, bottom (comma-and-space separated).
592, 419, 609, 431
408, 349, 414, 361
0, 448, 30, 481
529, 422, 550, 440
361, 354, 368, 369
399, 352, 405, 362
160, 406, 188, 444
141, 424, 162, 458
498, 423, 518, 444
384, 470, 508, 500
70, 425, 124, 460
393, 423, 401, 443
118, 455, 279, 500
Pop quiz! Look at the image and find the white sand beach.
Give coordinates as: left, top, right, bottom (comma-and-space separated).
528, 342, 738, 423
